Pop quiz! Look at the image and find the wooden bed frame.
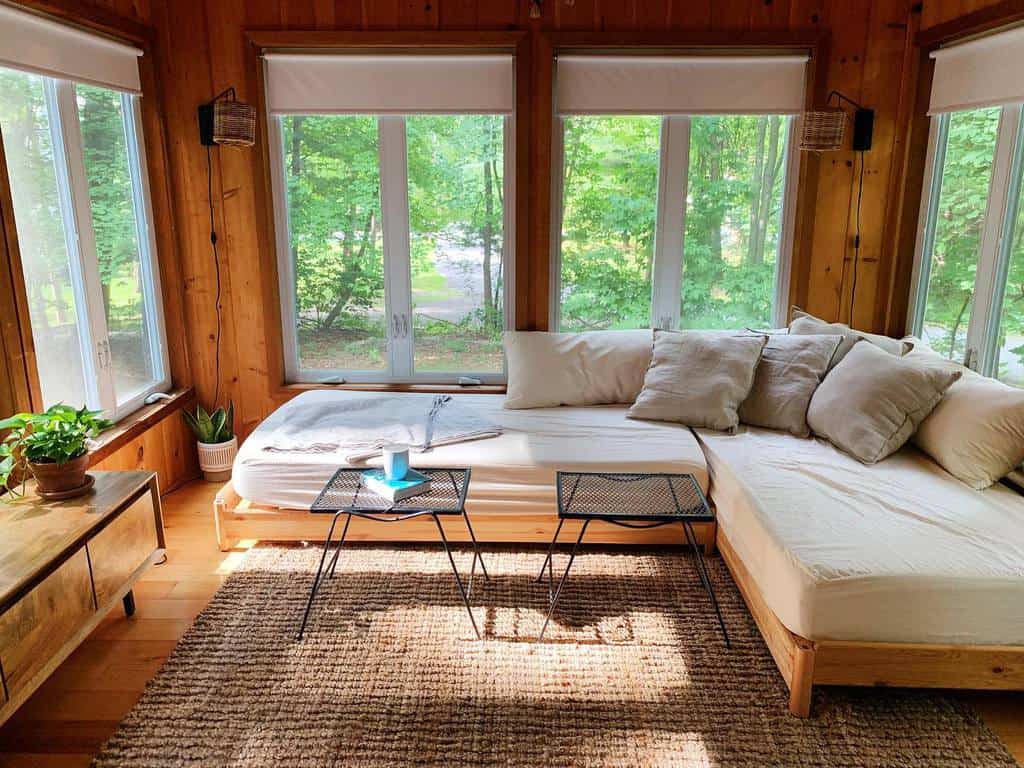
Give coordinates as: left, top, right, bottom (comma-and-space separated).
716, 527, 1024, 716
214, 481, 1023, 718
213, 480, 717, 551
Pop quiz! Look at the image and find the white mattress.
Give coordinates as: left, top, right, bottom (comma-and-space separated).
697, 427, 1024, 645
234, 390, 708, 513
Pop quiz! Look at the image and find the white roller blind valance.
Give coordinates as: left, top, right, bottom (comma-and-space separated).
0, 4, 142, 94
556, 55, 809, 115
264, 54, 515, 115
929, 26, 1024, 114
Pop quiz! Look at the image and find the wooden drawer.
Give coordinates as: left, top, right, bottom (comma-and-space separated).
88, 490, 160, 608
0, 549, 94, 702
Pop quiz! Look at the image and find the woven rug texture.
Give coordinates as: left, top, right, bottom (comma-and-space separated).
93, 544, 1018, 767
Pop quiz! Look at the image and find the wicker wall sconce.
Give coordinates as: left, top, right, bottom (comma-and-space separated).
800, 90, 873, 152
198, 87, 256, 148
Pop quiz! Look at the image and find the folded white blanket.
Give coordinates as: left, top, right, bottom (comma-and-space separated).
262, 394, 503, 463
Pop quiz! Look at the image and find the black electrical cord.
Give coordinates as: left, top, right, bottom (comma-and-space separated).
206, 144, 223, 407
849, 150, 865, 326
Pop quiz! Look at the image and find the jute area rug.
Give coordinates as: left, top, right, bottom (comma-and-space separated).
94, 544, 1016, 767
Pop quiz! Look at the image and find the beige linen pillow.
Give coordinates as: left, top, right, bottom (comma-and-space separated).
503, 330, 653, 409
905, 346, 1024, 489
627, 330, 767, 432
807, 342, 961, 464
789, 309, 912, 368
738, 334, 842, 438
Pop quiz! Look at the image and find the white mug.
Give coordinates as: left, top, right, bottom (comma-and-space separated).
382, 444, 410, 481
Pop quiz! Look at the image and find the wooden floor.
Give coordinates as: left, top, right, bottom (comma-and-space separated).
0, 481, 1021, 767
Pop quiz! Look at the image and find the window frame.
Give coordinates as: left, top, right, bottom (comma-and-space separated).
909, 103, 1024, 376
549, 112, 801, 332
1, 71, 170, 420
268, 112, 515, 386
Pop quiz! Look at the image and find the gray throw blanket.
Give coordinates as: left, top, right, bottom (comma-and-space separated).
262, 394, 503, 463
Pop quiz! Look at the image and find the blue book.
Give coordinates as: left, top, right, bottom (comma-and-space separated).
360, 468, 432, 502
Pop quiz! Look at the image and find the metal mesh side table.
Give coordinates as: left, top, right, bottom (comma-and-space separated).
536, 471, 730, 646
297, 467, 487, 640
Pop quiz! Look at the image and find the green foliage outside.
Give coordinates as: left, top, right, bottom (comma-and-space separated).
283, 114, 504, 373
558, 115, 788, 332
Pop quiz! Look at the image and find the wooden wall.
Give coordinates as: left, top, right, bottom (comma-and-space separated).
5, 0, 1020, 453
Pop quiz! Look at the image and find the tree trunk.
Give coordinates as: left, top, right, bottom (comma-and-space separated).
483, 151, 495, 326
323, 211, 376, 330
748, 118, 767, 264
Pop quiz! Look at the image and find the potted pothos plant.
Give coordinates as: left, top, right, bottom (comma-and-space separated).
0, 405, 113, 500
182, 403, 236, 482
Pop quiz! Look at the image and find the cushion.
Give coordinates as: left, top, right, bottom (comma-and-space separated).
807, 342, 961, 464
503, 330, 653, 409
627, 330, 767, 432
905, 346, 1024, 489
789, 309, 912, 368
738, 334, 842, 437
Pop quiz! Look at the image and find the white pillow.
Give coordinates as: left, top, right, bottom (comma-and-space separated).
627, 330, 767, 432
807, 342, 961, 464
503, 330, 653, 409
906, 346, 1024, 489
789, 308, 912, 368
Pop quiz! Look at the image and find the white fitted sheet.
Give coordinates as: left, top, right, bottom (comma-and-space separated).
696, 427, 1024, 645
234, 390, 708, 513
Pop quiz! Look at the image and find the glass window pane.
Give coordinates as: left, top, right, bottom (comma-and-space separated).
680, 116, 791, 330
406, 115, 505, 374
558, 116, 660, 331
994, 167, 1024, 387
920, 108, 1001, 360
0, 68, 90, 407
77, 84, 161, 405
281, 115, 386, 372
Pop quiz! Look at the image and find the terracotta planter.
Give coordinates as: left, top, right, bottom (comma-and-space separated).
30, 453, 93, 500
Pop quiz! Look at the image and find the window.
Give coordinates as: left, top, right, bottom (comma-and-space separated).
265, 54, 514, 384
912, 28, 1024, 386
0, 69, 167, 418
552, 55, 806, 332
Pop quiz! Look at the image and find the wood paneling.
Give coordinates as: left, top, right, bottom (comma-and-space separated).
91, 413, 198, 495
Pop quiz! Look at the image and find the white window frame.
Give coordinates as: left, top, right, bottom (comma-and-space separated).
550, 114, 798, 332
6, 73, 170, 420
269, 113, 515, 385
909, 104, 1024, 376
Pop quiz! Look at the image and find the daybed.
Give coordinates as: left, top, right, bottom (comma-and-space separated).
216, 389, 713, 550
696, 426, 1024, 715
213, 336, 1024, 717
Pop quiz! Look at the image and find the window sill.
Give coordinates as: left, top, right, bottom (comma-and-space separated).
277, 383, 507, 397
88, 387, 195, 467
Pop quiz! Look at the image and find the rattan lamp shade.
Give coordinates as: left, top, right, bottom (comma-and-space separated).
213, 99, 256, 147
799, 107, 845, 151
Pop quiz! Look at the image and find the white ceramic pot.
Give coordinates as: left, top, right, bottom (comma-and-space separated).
197, 436, 237, 482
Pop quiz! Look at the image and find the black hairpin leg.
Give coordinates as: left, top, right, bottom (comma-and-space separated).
296, 511, 343, 640
462, 513, 489, 599
433, 513, 481, 639
681, 520, 731, 648
536, 518, 566, 602
327, 513, 353, 578
538, 519, 588, 642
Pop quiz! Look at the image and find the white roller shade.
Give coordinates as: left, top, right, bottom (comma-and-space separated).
264, 54, 515, 115
556, 55, 809, 115
0, 4, 142, 93
929, 26, 1024, 114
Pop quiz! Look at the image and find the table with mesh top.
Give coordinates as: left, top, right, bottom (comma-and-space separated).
536, 471, 730, 646
296, 467, 487, 641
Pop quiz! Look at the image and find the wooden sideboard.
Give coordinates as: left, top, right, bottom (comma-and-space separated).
0, 471, 164, 726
